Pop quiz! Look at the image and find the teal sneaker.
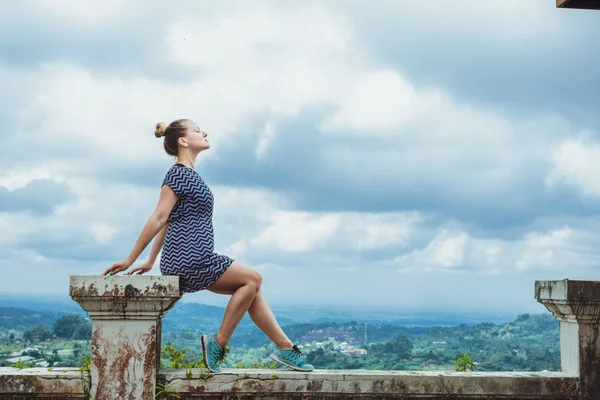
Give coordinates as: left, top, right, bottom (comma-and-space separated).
270, 345, 314, 372
201, 334, 227, 373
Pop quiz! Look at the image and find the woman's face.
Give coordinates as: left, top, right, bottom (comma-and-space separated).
184, 120, 210, 152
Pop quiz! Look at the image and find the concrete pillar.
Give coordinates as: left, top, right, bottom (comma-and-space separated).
536, 279, 600, 400
70, 275, 181, 400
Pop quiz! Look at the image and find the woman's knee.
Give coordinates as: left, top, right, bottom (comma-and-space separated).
247, 270, 262, 292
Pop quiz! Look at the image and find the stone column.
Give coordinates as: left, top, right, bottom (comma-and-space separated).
536, 279, 600, 400
70, 275, 181, 400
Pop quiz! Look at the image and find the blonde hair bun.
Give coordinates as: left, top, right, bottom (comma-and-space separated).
154, 122, 167, 138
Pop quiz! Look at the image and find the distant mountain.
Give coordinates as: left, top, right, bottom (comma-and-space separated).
0, 294, 522, 332
270, 306, 518, 327
0, 294, 82, 314
0, 306, 66, 331
162, 302, 297, 333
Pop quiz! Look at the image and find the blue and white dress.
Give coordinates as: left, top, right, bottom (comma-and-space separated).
159, 163, 234, 293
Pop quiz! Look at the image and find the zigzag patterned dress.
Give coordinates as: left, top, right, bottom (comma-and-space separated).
159, 163, 234, 293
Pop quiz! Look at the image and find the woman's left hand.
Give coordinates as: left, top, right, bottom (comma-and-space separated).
126, 262, 153, 276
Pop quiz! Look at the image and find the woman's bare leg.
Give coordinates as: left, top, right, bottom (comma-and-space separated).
207, 261, 293, 349
248, 289, 293, 349
206, 261, 261, 347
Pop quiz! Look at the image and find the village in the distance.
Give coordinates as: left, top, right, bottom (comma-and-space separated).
0, 298, 560, 372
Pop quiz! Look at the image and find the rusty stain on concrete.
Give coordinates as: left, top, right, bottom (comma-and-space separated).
124, 284, 141, 298
142, 325, 158, 395
306, 380, 323, 391
91, 325, 158, 400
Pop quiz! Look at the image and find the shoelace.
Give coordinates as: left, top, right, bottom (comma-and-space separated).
291, 345, 304, 361
214, 345, 227, 365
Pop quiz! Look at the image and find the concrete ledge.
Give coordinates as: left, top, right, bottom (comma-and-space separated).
0, 368, 581, 399
70, 275, 182, 320
69, 275, 181, 298
160, 369, 580, 399
536, 279, 600, 303
0, 368, 87, 398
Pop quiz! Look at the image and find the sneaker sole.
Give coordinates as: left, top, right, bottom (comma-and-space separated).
201, 334, 221, 373
270, 353, 314, 372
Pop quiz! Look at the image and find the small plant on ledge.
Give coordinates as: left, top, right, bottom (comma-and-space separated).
11, 358, 33, 370
453, 353, 477, 372
154, 382, 181, 400
78, 356, 92, 400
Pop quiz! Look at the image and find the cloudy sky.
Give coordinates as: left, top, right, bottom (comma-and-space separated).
1, 0, 599, 315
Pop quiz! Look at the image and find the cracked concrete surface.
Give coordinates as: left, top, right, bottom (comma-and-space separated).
160, 369, 579, 399
0, 367, 87, 398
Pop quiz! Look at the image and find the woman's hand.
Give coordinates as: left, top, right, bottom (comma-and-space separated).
103, 258, 134, 276
126, 262, 153, 276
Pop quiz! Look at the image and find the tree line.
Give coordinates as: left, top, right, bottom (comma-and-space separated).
21, 315, 91, 343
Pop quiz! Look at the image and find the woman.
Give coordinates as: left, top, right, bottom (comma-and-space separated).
102, 119, 313, 373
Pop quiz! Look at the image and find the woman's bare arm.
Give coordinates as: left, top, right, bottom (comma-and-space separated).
103, 185, 178, 275
147, 221, 169, 266
125, 221, 169, 275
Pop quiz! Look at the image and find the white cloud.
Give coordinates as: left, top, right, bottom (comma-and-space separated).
515, 226, 577, 271
5, 1, 567, 201
255, 121, 276, 162
13, 248, 47, 264
394, 230, 468, 270
28, 0, 131, 25
0, 162, 68, 190
546, 137, 600, 197
337, 0, 554, 43
89, 223, 117, 245
393, 225, 594, 275
321, 69, 443, 133
251, 211, 341, 253
0, 165, 161, 263
339, 212, 419, 251
219, 206, 419, 258
223, 239, 247, 259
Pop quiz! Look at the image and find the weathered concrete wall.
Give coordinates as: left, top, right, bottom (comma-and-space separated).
0, 368, 581, 399
160, 369, 580, 399
0, 367, 88, 399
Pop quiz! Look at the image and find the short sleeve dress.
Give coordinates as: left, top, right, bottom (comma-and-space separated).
159, 163, 234, 293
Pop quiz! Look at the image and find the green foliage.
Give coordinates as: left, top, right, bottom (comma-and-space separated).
79, 356, 91, 373
154, 382, 181, 400
454, 353, 477, 372
155, 313, 559, 373
162, 344, 206, 369
78, 355, 92, 400
11, 358, 33, 370
23, 325, 53, 343
2, 311, 557, 374
53, 315, 91, 339
233, 360, 277, 369
72, 324, 92, 340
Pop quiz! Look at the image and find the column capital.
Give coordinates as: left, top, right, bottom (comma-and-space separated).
536, 279, 600, 323
70, 275, 181, 320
